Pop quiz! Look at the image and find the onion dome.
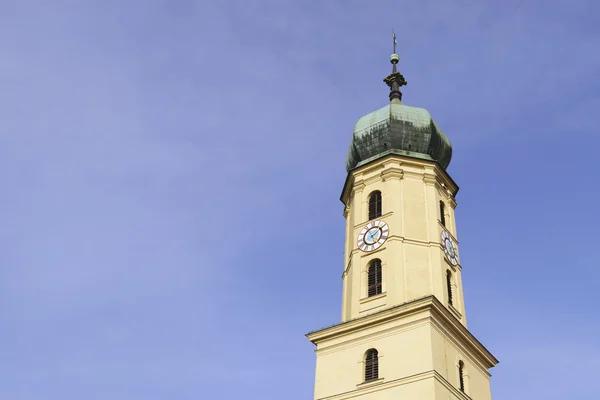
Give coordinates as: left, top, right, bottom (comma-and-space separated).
345, 35, 452, 172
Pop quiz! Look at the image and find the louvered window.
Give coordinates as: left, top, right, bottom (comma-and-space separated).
368, 260, 382, 297
440, 201, 446, 226
458, 361, 465, 392
365, 349, 379, 381
368, 191, 382, 220
446, 270, 453, 306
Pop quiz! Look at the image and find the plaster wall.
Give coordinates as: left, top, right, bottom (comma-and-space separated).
310, 154, 496, 400
312, 308, 492, 400
313, 319, 433, 399
431, 324, 493, 400
341, 156, 466, 325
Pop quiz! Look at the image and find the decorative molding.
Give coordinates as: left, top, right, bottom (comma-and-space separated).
341, 256, 353, 278
386, 235, 443, 248
380, 167, 404, 181
341, 153, 460, 203
353, 180, 366, 192
360, 163, 385, 177
355, 378, 385, 390
317, 370, 437, 400
449, 303, 463, 319
399, 169, 427, 179
429, 320, 492, 379
364, 173, 384, 186
381, 158, 402, 168
448, 197, 457, 209
359, 245, 387, 258
353, 212, 393, 230
340, 174, 356, 205
306, 295, 498, 369
316, 318, 430, 356
423, 172, 437, 184
360, 292, 387, 305
431, 370, 473, 400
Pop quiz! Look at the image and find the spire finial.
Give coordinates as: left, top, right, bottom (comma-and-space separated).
384, 30, 407, 103
391, 30, 398, 73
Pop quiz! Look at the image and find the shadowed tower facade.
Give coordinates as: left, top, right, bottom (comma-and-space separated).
306, 36, 498, 400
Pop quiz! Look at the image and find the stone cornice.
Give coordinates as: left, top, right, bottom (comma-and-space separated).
385, 235, 445, 249
316, 318, 431, 356
306, 296, 498, 369
432, 370, 473, 400
340, 154, 460, 205
359, 162, 385, 177
340, 173, 354, 206
427, 298, 496, 369
344, 234, 462, 270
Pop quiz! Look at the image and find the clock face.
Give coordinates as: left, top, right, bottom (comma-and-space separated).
358, 221, 389, 252
441, 230, 458, 265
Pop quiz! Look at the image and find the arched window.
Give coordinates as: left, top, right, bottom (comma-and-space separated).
458, 360, 465, 392
368, 259, 382, 297
368, 191, 382, 220
365, 349, 379, 381
439, 200, 446, 227
446, 270, 453, 306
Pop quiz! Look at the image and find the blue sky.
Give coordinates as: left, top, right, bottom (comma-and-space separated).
1, 1, 599, 399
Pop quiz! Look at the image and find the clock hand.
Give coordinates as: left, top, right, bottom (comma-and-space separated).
366, 228, 380, 243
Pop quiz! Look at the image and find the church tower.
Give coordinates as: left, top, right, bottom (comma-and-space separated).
306, 37, 498, 400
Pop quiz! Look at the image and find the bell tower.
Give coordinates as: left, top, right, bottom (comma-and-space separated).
307, 35, 498, 400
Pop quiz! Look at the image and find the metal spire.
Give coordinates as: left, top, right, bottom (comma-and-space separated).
392, 30, 397, 72
384, 30, 407, 103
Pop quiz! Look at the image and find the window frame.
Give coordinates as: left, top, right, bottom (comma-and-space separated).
446, 270, 453, 306
368, 191, 382, 220
367, 259, 383, 297
439, 200, 446, 227
364, 349, 379, 382
458, 360, 465, 392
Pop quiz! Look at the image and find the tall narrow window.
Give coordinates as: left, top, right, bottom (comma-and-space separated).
439, 200, 446, 227
368, 259, 382, 297
365, 349, 379, 381
368, 191, 382, 220
458, 361, 465, 392
446, 270, 454, 306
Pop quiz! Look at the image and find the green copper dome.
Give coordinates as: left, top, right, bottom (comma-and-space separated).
345, 101, 452, 172
345, 44, 452, 172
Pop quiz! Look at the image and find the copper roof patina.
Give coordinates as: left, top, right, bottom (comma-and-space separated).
345, 40, 452, 172
345, 102, 452, 171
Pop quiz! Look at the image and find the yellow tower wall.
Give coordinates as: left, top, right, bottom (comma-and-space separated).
340, 155, 465, 325
308, 154, 497, 400
308, 297, 496, 400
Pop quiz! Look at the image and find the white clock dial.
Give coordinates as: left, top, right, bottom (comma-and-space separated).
358, 221, 389, 252
441, 230, 458, 265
